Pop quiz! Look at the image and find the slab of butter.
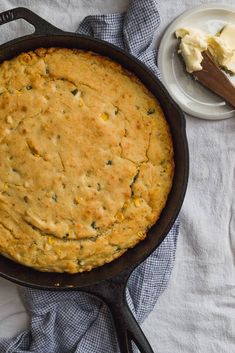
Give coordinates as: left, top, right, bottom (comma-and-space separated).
175, 28, 209, 73
208, 24, 235, 73
175, 24, 235, 74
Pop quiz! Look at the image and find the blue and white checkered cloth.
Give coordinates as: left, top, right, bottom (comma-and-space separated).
0, 1, 179, 352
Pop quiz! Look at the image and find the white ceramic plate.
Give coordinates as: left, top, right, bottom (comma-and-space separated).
158, 4, 235, 120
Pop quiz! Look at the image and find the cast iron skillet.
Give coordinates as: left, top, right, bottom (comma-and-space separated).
0, 7, 189, 353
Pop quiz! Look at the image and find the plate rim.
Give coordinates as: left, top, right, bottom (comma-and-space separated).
158, 3, 235, 120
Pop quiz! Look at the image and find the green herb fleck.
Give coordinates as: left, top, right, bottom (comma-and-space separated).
147, 108, 155, 115
160, 159, 166, 166
115, 245, 121, 252
63, 233, 69, 239
97, 183, 101, 191
77, 259, 85, 265
52, 194, 58, 202
71, 88, 79, 96
114, 106, 119, 115
91, 221, 97, 229
106, 160, 113, 165
26, 85, 32, 90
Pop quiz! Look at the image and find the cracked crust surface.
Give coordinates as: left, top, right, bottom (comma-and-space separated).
0, 48, 174, 273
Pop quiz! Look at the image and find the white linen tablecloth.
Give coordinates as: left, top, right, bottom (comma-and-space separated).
0, 1, 234, 352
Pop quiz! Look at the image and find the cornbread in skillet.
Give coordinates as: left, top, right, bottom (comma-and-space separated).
0, 48, 174, 273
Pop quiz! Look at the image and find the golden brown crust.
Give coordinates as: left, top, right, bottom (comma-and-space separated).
0, 48, 174, 273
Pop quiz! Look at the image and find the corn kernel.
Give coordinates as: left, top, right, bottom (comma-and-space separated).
116, 212, 124, 222
133, 197, 141, 207
48, 236, 54, 244
56, 250, 62, 257
100, 112, 109, 121
123, 200, 130, 209
79, 98, 84, 107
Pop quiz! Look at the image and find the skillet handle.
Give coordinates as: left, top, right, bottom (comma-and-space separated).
108, 295, 154, 353
0, 7, 64, 35
84, 272, 154, 353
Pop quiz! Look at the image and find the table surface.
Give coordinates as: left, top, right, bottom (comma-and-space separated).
0, 1, 234, 352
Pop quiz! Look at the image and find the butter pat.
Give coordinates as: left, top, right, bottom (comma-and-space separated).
175, 24, 235, 74
208, 24, 235, 74
219, 24, 235, 50
175, 28, 209, 73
